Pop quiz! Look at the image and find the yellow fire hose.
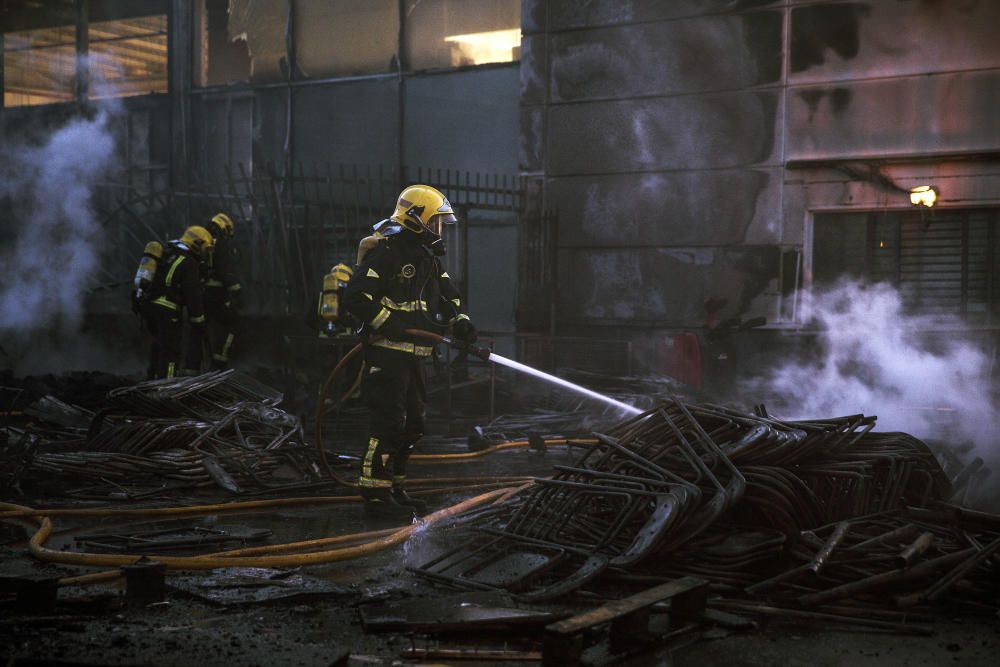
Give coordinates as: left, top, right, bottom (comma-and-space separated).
0, 477, 534, 520
3, 330, 585, 586
0, 484, 528, 582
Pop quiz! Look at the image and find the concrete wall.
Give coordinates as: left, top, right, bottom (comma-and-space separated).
188, 66, 519, 190
405, 67, 520, 174
521, 0, 1000, 353
520, 0, 1000, 335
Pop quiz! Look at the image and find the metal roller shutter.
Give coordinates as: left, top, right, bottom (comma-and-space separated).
813, 209, 999, 324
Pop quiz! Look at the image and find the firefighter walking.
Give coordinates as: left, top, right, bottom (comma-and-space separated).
341, 184, 477, 519
141, 226, 214, 378
203, 212, 243, 370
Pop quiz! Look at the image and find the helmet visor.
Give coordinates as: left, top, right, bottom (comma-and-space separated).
427, 212, 457, 236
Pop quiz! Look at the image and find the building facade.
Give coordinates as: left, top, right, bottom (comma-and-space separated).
3, 0, 999, 381
520, 0, 1000, 381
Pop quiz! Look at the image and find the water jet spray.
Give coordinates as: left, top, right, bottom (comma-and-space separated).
434, 333, 642, 416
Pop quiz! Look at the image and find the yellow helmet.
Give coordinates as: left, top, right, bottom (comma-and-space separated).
180, 225, 215, 256
390, 185, 457, 235
143, 240, 163, 259
211, 212, 235, 238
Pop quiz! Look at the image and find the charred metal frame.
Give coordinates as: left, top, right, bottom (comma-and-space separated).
411, 399, 953, 601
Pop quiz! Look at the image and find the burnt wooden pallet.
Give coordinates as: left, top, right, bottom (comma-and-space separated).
543, 576, 708, 666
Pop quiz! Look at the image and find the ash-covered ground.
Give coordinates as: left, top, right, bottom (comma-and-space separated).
2, 368, 998, 666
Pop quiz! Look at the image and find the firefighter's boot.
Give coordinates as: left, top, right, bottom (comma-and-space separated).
390, 443, 426, 515
359, 486, 415, 521
391, 478, 427, 516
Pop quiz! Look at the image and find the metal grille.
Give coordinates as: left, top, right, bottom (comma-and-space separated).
95, 162, 523, 316
814, 208, 1000, 323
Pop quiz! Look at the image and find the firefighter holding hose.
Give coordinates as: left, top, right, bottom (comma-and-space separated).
341, 185, 477, 519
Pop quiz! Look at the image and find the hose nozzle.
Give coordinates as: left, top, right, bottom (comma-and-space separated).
439, 335, 491, 361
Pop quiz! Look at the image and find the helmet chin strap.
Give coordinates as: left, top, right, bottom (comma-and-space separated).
400, 226, 446, 255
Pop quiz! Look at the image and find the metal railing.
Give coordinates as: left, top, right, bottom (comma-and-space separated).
93, 162, 525, 317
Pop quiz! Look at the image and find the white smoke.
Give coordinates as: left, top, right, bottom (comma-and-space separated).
0, 55, 131, 377
742, 279, 998, 469
0, 104, 120, 333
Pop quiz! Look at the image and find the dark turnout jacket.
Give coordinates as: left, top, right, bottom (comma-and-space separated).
205, 232, 241, 294
342, 235, 466, 354
148, 242, 205, 323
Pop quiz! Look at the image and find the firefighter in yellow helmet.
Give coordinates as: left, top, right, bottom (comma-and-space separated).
202, 212, 243, 369
341, 184, 476, 519
143, 226, 214, 378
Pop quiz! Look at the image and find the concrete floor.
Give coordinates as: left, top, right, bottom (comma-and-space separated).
2, 372, 998, 666
4, 439, 999, 666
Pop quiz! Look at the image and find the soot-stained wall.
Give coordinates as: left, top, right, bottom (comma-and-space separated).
521, 0, 788, 342
521, 0, 1000, 361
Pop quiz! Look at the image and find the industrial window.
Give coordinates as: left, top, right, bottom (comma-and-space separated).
3, 12, 167, 106
3, 25, 77, 107
295, 0, 399, 78
405, 0, 521, 71
195, 0, 284, 85
813, 209, 1000, 324
194, 0, 250, 86
89, 15, 168, 98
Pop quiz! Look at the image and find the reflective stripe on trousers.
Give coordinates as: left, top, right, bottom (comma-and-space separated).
358, 437, 392, 488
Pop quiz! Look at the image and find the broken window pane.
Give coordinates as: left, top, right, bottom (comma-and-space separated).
194, 0, 251, 86
3, 25, 77, 107
405, 0, 520, 71
226, 0, 290, 83
89, 15, 168, 98
294, 0, 398, 78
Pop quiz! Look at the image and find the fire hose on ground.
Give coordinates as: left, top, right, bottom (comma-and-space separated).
0, 483, 531, 586
0, 332, 636, 588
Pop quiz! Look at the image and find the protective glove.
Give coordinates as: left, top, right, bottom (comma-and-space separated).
452, 318, 477, 345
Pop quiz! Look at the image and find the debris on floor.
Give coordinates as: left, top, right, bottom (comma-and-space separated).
2, 371, 998, 665
169, 567, 350, 605
74, 524, 272, 554
2, 370, 320, 498
412, 398, 997, 627
359, 590, 558, 633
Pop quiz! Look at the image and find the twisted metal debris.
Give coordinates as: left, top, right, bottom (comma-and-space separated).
413, 398, 999, 620
5, 371, 317, 496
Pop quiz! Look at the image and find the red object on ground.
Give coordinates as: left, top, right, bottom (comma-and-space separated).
660, 332, 703, 389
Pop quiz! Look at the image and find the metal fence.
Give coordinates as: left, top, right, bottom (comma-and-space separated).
95, 162, 527, 317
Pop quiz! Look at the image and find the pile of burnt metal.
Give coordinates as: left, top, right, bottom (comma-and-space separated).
1, 371, 319, 498
414, 399, 998, 625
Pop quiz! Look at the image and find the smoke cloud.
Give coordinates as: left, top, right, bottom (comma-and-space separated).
0, 56, 134, 376
741, 279, 998, 473
0, 103, 120, 333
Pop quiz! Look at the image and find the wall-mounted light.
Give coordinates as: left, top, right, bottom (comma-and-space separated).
909, 185, 938, 208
